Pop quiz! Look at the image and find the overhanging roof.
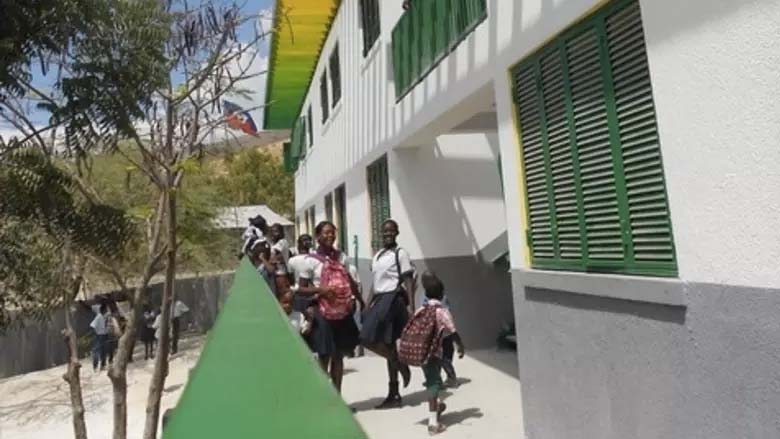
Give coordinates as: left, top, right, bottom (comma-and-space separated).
263, 0, 340, 129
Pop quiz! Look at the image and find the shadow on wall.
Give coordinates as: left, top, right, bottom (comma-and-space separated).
524, 288, 687, 325
392, 132, 512, 349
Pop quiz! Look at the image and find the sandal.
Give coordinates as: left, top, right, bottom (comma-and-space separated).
428, 424, 447, 436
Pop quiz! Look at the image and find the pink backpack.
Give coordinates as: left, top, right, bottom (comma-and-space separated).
310, 254, 354, 320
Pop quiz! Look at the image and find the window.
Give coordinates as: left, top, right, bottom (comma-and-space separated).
367, 155, 390, 252
359, 0, 381, 56
320, 72, 329, 122
329, 45, 342, 107
512, 0, 676, 277
307, 106, 314, 147
325, 193, 334, 221
334, 185, 348, 251
295, 216, 301, 238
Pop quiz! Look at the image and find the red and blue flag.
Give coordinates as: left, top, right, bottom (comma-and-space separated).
223, 100, 258, 135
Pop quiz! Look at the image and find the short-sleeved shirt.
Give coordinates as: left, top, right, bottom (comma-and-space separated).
298, 252, 355, 287
415, 299, 456, 358
90, 314, 108, 335
371, 246, 413, 294
272, 239, 291, 275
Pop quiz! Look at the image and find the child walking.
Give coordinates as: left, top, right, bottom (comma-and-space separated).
399, 271, 465, 435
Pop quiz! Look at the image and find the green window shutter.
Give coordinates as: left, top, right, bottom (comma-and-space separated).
512, 0, 676, 277
335, 185, 348, 251
330, 45, 342, 106
605, 1, 675, 270
433, 0, 449, 62
299, 117, 307, 159
283, 142, 294, 173
515, 64, 556, 261
360, 0, 381, 56
320, 72, 329, 122
307, 106, 314, 147
540, 49, 583, 262
367, 155, 390, 253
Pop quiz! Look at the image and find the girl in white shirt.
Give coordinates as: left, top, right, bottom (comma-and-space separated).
297, 221, 364, 394
360, 219, 415, 408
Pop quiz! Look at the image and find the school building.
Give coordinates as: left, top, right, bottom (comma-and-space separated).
265, 0, 780, 437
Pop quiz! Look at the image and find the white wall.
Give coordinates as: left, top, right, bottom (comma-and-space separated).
391, 132, 505, 259
293, 0, 780, 288
641, 0, 780, 289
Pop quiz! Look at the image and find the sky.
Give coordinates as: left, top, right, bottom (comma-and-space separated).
0, 0, 276, 143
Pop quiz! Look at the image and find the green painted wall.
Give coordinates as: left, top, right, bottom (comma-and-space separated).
163, 259, 366, 439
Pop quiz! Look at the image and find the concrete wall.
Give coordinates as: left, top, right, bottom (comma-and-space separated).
0, 272, 234, 379
504, 0, 780, 437
515, 281, 780, 439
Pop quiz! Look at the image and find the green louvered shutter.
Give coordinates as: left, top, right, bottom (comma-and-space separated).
540, 49, 583, 262
320, 72, 329, 122
566, 27, 624, 264
367, 155, 390, 253
513, 0, 676, 277
299, 117, 307, 159
515, 65, 555, 261
605, 1, 675, 270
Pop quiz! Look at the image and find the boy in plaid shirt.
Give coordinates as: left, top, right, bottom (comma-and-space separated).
418, 271, 465, 435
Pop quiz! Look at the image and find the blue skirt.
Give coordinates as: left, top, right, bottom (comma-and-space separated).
359, 291, 408, 346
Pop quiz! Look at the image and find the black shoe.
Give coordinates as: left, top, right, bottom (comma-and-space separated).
375, 394, 403, 410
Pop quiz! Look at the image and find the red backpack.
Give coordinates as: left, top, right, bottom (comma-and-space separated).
310, 254, 354, 320
398, 303, 443, 367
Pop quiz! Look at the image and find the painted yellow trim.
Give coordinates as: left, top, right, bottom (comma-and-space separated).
505, 70, 532, 267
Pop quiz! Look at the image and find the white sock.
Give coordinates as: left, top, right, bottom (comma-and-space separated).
428, 411, 438, 427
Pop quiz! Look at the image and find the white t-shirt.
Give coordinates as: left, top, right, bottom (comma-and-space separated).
90, 314, 108, 335
272, 239, 291, 265
298, 252, 357, 287
371, 246, 413, 294
173, 301, 190, 318
287, 254, 310, 285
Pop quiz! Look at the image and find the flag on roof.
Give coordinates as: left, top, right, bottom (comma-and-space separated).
223, 100, 258, 136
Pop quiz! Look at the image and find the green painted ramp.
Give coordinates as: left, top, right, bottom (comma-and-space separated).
163, 259, 367, 439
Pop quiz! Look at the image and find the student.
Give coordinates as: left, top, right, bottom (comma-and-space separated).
106, 310, 121, 365
152, 307, 163, 347
404, 271, 465, 435
422, 294, 457, 386
270, 223, 291, 269
142, 305, 156, 360
244, 236, 278, 297
90, 304, 110, 372
280, 290, 311, 336
297, 221, 364, 393
360, 219, 414, 408
288, 234, 314, 281
171, 299, 190, 354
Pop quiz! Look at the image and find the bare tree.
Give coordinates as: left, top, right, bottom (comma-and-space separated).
126, 4, 271, 437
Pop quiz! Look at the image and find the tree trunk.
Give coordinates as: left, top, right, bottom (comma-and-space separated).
108, 292, 138, 439
143, 188, 177, 439
63, 301, 89, 439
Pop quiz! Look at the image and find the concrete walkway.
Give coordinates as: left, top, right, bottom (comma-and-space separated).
0, 339, 524, 439
0, 337, 204, 439
344, 350, 525, 439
